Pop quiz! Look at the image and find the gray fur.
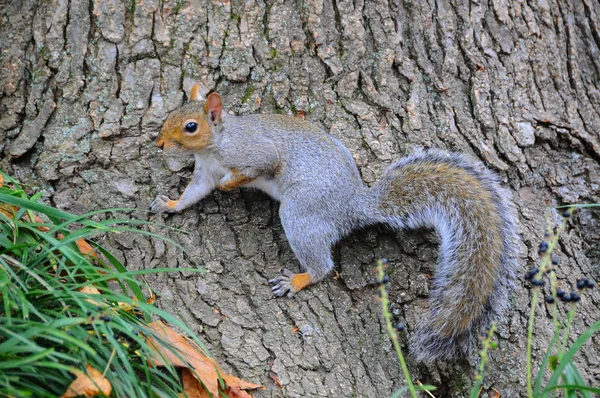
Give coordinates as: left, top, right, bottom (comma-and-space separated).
369, 149, 520, 361
154, 111, 520, 362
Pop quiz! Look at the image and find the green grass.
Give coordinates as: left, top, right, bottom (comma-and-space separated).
0, 172, 206, 397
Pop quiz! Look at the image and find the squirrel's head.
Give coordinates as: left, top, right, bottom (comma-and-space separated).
156, 83, 223, 152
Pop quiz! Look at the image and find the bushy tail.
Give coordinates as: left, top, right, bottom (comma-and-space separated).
367, 149, 520, 362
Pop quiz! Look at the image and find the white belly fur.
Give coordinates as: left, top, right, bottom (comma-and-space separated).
245, 177, 281, 201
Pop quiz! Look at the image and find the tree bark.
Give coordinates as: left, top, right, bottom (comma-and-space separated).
1, 0, 600, 396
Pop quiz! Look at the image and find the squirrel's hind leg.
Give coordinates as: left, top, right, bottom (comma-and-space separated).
269, 206, 337, 297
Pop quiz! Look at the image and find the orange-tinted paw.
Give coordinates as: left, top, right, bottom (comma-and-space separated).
268, 269, 312, 298
150, 195, 180, 213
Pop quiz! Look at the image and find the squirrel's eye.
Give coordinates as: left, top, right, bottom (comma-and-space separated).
185, 122, 198, 133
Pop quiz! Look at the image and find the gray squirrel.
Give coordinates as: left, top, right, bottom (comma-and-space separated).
151, 83, 520, 362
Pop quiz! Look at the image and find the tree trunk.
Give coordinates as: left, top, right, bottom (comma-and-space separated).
1, 0, 599, 396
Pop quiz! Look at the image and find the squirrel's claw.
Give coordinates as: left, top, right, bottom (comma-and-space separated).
150, 195, 180, 213
269, 268, 296, 298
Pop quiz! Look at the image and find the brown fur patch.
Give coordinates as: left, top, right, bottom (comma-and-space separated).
381, 163, 504, 336
156, 102, 212, 152
217, 169, 256, 191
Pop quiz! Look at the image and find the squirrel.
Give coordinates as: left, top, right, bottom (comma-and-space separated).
151, 82, 520, 362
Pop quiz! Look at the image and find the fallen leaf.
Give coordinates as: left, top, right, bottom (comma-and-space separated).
224, 386, 253, 398
61, 364, 112, 398
221, 373, 263, 393
146, 321, 220, 396
76, 238, 98, 258
146, 289, 156, 305
146, 321, 263, 397
80, 286, 101, 295
79, 286, 104, 307
180, 368, 210, 398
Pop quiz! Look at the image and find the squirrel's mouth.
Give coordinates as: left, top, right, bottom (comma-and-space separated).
155, 136, 173, 150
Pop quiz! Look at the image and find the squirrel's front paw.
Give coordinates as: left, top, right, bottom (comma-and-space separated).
150, 195, 180, 213
268, 268, 312, 298
217, 172, 234, 190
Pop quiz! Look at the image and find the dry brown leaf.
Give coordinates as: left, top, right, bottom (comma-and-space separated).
224, 386, 253, 398
79, 286, 104, 307
30, 214, 50, 232
146, 290, 156, 305
179, 369, 211, 398
61, 364, 112, 398
146, 321, 263, 397
147, 321, 220, 396
221, 373, 263, 393
79, 286, 101, 295
76, 238, 98, 258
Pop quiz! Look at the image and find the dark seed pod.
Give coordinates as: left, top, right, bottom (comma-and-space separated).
577, 278, 587, 290
538, 242, 549, 254
86, 311, 92, 316
531, 279, 545, 287
560, 294, 571, 303
380, 258, 389, 265
562, 209, 571, 218
545, 295, 555, 304
556, 289, 566, 298
551, 256, 559, 265
396, 322, 405, 331
102, 316, 111, 322
585, 279, 595, 289
525, 267, 539, 280
569, 292, 580, 302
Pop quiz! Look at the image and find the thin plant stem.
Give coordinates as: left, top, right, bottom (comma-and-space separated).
558, 306, 576, 357
377, 260, 417, 398
526, 288, 539, 398
103, 348, 117, 377
526, 207, 573, 398
470, 323, 497, 398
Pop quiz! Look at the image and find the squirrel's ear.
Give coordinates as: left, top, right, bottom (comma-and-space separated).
189, 82, 209, 102
204, 92, 223, 125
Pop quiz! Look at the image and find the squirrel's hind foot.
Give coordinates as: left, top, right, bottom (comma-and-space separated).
269, 268, 312, 298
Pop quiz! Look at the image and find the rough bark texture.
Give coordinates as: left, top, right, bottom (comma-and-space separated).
1, 0, 600, 396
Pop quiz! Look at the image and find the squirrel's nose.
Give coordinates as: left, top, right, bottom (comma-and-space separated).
155, 137, 165, 150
